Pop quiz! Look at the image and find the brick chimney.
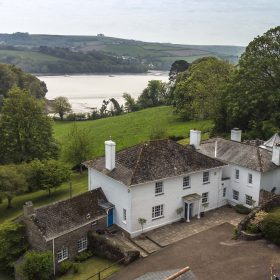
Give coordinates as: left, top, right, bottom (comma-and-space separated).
23, 201, 34, 217
105, 139, 116, 171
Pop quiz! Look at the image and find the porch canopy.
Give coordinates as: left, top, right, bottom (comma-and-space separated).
183, 193, 201, 222
183, 193, 201, 203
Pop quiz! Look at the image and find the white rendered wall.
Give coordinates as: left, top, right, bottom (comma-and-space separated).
261, 169, 280, 194
129, 167, 224, 237
88, 169, 131, 232
223, 164, 261, 207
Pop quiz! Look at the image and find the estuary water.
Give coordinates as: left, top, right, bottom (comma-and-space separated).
39, 71, 169, 113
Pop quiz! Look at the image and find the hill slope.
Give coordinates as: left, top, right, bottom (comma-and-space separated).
54, 106, 213, 158
0, 32, 245, 73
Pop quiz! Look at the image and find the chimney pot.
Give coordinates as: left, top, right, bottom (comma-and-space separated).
231, 128, 242, 142
23, 201, 34, 217
190, 130, 201, 149
105, 139, 116, 170
272, 143, 280, 166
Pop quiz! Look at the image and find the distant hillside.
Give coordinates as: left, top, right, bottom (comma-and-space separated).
0, 32, 245, 73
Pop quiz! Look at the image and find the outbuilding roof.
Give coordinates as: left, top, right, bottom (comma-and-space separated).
28, 188, 108, 240
199, 137, 277, 173
85, 139, 225, 186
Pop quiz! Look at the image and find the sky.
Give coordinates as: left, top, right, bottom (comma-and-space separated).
0, 0, 279, 46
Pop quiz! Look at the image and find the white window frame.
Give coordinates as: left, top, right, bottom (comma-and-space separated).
152, 204, 164, 219
233, 190, 239, 201
183, 176, 190, 189
122, 208, 127, 223
77, 237, 88, 253
245, 195, 253, 206
155, 181, 164, 195
201, 192, 209, 204
248, 173, 253, 185
235, 169, 239, 181
223, 187, 226, 198
57, 247, 68, 263
203, 171, 210, 184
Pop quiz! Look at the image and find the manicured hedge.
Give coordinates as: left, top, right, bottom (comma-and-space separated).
234, 204, 251, 215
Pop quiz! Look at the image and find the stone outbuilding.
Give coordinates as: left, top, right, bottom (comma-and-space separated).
22, 188, 113, 275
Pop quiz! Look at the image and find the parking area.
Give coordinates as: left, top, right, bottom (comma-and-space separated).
110, 223, 280, 280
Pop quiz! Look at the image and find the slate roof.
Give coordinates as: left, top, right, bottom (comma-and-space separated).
199, 137, 277, 173
135, 268, 197, 280
260, 133, 280, 151
30, 188, 108, 240
85, 139, 225, 186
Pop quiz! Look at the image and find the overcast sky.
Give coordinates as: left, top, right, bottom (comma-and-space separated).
0, 0, 279, 46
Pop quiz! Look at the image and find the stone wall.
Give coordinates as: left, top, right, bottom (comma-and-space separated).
237, 192, 280, 236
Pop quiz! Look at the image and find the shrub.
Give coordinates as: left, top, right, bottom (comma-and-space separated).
262, 210, 280, 245
234, 204, 251, 215
168, 135, 185, 141
18, 251, 53, 280
0, 221, 28, 274
232, 227, 239, 240
58, 260, 73, 276
72, 262, 80, 274
246, 223, 260, 234
74, 250, 93, 262
250, 210, 268, 231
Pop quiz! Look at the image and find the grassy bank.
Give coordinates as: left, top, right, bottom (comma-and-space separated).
0, 106, 212, 225
54, 106, 213, 159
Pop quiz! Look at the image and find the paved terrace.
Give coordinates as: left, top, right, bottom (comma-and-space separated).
133, 206, 243, 252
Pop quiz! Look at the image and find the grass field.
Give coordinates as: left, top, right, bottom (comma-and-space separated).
0, 106, 212, 225
54, 106, 213, 158
0, 49, 62, 63
0, 173, 87, 224
60, 257, 121, 280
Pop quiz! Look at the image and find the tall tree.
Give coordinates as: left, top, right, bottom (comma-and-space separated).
216, 26, 280, 133
169, 60, 190, 83
28, 159, 71, 196
0, 165, 27, 208
0, 87, 59, 164
137, 80, 167, 108
122, 93, 138, 112
63, 124, 92, 173
173, 57, 233, 120
53, 96, 72, 120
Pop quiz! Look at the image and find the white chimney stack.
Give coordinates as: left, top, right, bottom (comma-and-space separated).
105, 139, 116, 171
190, 129, 201, 149
272, 143, 280, 166
231, 128, 242, 142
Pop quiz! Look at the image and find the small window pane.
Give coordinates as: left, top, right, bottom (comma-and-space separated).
248, 173, 253, 184
57, 247, 68, 262
183, 176, 190, 189
233, 190, 239, 201
235, 169, 239, 180
155, 182, 163, 195
152, 204, 164, 219
203, 172, 209, 183
246, 195, 253, 206
202, 192, 209, 204
77, 237, 88, 253
223, 187, 226, 197
123, 209, 127, 221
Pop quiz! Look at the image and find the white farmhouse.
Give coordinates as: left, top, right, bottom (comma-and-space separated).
85, 138, 226, 237
199, 129, 280, 208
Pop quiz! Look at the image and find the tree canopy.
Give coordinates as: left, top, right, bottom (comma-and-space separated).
214, 25, 280, 136
173, 57, 233, 120
169, 60, 190, 83
0, 87, 59, 164
53, 96, 72, 120
0, 63, 47, 100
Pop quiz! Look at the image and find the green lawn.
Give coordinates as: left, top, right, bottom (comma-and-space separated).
54, 106, 213, 158
59, 257, 121, 280
0, 106, 212, 225
0, 173, 87, 224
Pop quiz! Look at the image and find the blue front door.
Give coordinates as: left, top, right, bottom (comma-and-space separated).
107, 208, 113, 227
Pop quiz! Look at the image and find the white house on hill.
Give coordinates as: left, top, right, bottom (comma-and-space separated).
85, 138, 226, 237
199, 129, 280, 207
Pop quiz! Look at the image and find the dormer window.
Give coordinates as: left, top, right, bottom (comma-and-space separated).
155, 182, 163, 195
